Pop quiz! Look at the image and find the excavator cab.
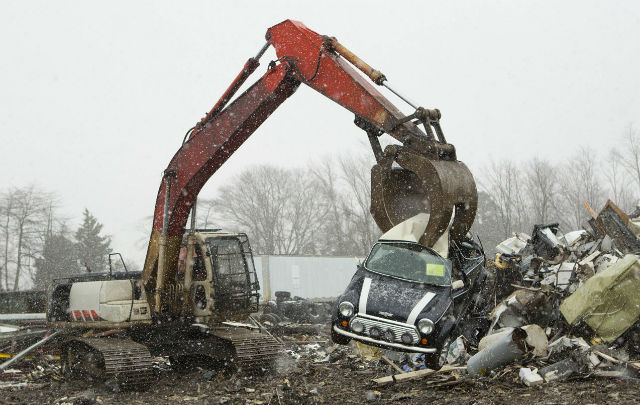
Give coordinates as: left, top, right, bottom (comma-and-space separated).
207, 234, 260, 313
182, 231, 260, 321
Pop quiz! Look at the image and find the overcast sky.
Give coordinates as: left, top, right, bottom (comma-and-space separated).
1, 1, 639, 265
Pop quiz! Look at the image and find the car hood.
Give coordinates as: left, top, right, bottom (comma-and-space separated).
354, 269, 451, 324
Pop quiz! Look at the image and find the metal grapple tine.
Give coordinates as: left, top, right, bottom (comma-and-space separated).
370, 146, 477, 247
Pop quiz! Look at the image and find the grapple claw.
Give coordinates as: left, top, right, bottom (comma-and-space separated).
371, 147, 477, 247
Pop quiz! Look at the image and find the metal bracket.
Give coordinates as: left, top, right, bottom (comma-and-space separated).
354, 115, 384, 163
390, 107, 447, 144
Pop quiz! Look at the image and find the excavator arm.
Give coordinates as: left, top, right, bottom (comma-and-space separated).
142, 19, 477, 316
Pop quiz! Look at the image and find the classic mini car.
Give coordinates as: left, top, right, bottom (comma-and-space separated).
331, 214, 486, 370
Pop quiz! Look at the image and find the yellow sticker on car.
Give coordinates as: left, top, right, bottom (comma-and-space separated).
426, 263, 444, 276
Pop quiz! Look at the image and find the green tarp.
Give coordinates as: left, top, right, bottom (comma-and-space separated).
560, 254, 640, 343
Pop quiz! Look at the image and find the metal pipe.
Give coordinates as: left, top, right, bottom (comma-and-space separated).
467, 328, 528, 376
156, 169, 176, 314
190, 197, 197, 233
0, 331, 61, 371
198, 51, 263, 127
0, 313, 46, 321
326, 37, 423, 120
382, 82, 419, 109
327, 37, 386, 85
161, 172, 174, 234
183, 233, 196, 314
255, 42, 270, 60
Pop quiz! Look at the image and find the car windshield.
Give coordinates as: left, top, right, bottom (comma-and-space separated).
365, 242, 452, 286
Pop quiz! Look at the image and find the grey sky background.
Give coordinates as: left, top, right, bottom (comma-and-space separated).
1, 1, 639, 266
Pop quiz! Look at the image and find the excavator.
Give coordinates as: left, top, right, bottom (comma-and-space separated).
47, 19, 477, 388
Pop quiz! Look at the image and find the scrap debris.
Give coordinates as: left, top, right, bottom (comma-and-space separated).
474, 198, 640, 385
2, 199, 640, 403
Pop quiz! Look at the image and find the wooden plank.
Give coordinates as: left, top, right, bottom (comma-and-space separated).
583, 200, 599, 220
602, 200, 630, 224
372, 365, 460, 386
381, 355, 405, 374
579, 250, 601, 266
593, 350, 640, 371
584, 201, 607, 235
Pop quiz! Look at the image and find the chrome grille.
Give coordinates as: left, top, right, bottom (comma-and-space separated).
350, 315, 419, 344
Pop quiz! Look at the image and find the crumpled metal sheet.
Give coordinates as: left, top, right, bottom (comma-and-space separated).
560, 254, 640, 342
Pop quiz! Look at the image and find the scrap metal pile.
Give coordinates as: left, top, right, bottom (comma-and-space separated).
447, 198, 640, 385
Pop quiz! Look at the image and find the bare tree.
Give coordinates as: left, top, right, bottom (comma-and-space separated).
196, 199, 217, 230
337, 154, 380, 255
526, 157, 558, 224
605, 147, 636, 211
470, 191, 504, 252
309, 159, 350, 254
134, 215, 153, 251
309, 153, 381, 256
482, 160, 530, 237
211, 165, 327, 255
11, 186, 52, 290
615, 125, 640, 191
0, 189, 17, 291
557, 147, 606, 230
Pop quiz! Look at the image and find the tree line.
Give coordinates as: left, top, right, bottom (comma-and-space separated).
473, 126, 640, 250
196, 153, 379, 257
4, 127, 639, 290
201, 126, 640, 257
0, 187, 111, 291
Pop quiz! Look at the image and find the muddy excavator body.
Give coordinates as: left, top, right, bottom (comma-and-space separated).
49, 231, 279, 389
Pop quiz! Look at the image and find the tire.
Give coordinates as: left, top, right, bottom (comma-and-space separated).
260, 313, 279, 325
424, 335, 452, 371
331, 328, 351, 345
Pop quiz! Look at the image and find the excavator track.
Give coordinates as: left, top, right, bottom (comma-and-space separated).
213, 327, 281, 373
63, 337, 154, 389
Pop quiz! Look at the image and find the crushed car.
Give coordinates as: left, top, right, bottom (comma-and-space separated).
331, 213, 487, 369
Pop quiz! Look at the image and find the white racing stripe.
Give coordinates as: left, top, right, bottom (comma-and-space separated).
359, 277, 372, 314
406, 292, 436, 325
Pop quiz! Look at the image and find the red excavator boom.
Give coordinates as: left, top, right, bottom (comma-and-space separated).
142, 19, 477, 316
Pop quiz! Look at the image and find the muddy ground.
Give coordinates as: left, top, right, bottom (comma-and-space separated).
2, 324, 638, 405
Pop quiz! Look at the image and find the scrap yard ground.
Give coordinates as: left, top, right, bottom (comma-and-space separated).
2, 325, 639, 405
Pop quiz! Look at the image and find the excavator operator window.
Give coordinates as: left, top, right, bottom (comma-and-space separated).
206, 237, 249, 293
193, 245, 207, 281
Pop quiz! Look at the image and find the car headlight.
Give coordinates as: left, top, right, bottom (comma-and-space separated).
338, 301, 354, 317
383, 329, 395, 342
401, 332, 414, 344
418, 318, 434, 335
351, 320, 364, 333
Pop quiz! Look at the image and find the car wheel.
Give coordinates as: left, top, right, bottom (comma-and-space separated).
424, 335, 452, 370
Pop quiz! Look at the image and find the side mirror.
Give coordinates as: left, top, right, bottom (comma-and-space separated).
451, 279, 464, 290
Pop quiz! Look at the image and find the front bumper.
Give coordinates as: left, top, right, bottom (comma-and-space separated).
332, 325, 436, 354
